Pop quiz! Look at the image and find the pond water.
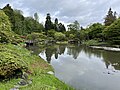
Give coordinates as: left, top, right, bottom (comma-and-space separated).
38, 44, 120, 90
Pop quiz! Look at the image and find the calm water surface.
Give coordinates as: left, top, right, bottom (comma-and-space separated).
38, 44, 120, 90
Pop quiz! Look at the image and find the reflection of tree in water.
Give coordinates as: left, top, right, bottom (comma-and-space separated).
102, 51, 120, 70
45, 44, 120, 71
45, 44, 66, 63
82, 46, 120, 71
83, 46, 102, 59
59, 45, 66, 55
67, 45, 82, 59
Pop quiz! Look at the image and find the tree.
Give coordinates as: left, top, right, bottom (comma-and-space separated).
0, 10, 11, 32
0, 10, 21, 44
54, 18, 59, 31
2, 4, 15, 30
58, 23, 66, 32
87, 23, 104, 40
55, 18, 58, 24
45, 13, 53, 33
67, 20, 80, 31
66, 20, 80, 41
24, 17, 44, 34
13, 9, 25, 35
103, 18, 120, 44
34, 12, 39, 22
104, 8, 117, 26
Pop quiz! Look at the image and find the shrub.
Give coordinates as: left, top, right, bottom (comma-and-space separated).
0, 44, 28, 80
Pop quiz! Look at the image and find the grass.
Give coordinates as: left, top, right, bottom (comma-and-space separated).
0, 44, 74, 90
83, 39, 108, 46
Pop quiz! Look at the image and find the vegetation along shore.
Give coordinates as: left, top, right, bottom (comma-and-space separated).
1, 3, 120, 90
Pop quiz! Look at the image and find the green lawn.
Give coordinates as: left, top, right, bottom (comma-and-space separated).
0, 44, 74, 90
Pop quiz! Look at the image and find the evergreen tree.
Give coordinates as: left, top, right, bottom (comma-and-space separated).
45, 13, 53, 33
104, 8, 117, 26
103, 18, 120, 44
55, 18, 58, 24
54, 18, 59, 31
2, 4, 15, 30
58, 23, 66, 32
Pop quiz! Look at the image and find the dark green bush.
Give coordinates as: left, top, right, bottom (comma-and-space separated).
0, 44, 28, 80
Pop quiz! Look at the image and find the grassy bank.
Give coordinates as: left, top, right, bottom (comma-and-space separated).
83, 40, 109, 46
0, 44, 74, 90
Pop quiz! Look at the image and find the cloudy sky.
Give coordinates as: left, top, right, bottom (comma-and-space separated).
0, 0, 120, 27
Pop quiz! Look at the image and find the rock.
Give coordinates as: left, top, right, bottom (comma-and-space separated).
10, 85, 19, 90
18, 79, 28, 86
21, 72, 29, 80
10, 88, 19, 90
47, 71, 54, 75
28, 79, 32, 84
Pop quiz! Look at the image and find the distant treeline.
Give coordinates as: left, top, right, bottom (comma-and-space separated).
1, 4, 120, 45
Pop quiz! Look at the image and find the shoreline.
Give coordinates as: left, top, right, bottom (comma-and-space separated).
0, 44, 74, 90
89, 45, 120, 52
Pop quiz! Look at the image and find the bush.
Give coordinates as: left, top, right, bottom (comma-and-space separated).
27, 32, 47, 41
0, 44, 28, 80
0, 10, 22, 44
54, 32, 65, 42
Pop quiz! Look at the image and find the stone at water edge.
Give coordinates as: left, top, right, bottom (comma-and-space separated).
47, 71, 54, 75
10, 85, 19, 90
18, 79, 28, 86
10, 88, 19, 90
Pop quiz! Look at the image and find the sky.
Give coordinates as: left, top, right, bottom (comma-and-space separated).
0, 0, 120, 27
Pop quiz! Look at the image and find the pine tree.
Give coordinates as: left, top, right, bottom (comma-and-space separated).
104, 8, 117, 26
45, 13, 53, 33
58, 23, 66, 32
2, 4, 15, 30
54, 18, 59, 31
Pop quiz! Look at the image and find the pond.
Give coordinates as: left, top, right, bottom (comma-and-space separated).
34, 44, 120, 90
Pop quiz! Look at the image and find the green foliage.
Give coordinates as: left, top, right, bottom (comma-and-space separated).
54, 32, 66, 41
0, 10, 11, 32
0, 44, 28, 79
2, 4, 15, 30
0, 44, 74, 90
87, 23, 104, 40
47, 29, 56, 38
104, 8, 117, 26
58, 23, 66, 32
27, 32, 47, 44
103, 18, 120, 44
45, 13, 54, 33
69, 34, 75, 40
24, 17, 44, 34
0, 10, 22, 44
83, 40, 99, 46
67, 20, 80, 31
13, 9, 25, 35
2, 4, 44, 35
79, 29, 88, 41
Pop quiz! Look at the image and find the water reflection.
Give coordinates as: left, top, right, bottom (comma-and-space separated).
44, 44, 84, 63
43, 44, 120, 71
38, 44, 120, 90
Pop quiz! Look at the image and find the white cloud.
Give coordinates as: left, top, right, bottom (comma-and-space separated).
0, 0, 120, 27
